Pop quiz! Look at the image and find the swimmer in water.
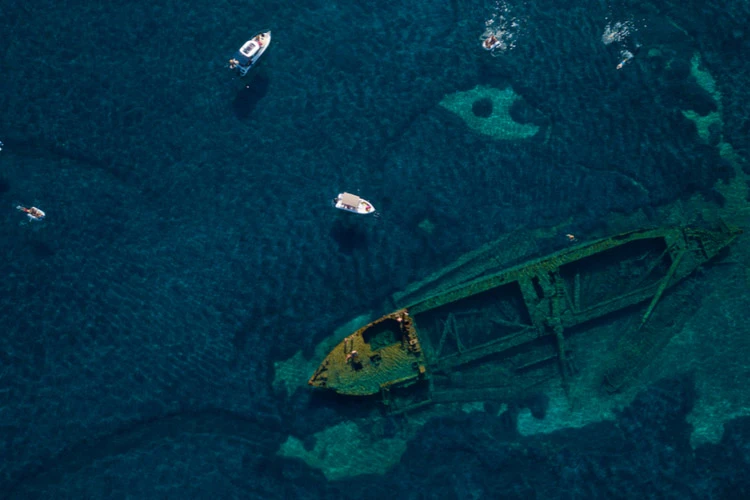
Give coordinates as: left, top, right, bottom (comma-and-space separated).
616, 42, 642, 70
616, 51, 633, 70
17, 205, 45, 221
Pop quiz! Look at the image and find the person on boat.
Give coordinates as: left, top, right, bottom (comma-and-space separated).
229, 58, 239, 69
17, 205, 45, 221
346, 350, 359, 364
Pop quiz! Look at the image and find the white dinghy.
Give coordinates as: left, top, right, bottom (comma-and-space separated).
333, 192, 376, 215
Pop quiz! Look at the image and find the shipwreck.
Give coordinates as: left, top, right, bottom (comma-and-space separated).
309, 222, 741, 413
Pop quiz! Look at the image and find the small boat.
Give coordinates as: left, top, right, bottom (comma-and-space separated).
228, 31, 271, 77
482, 34, 502, 51
16, 205, 45, 221
309, 222, 741, 413
333, 192, 376, 215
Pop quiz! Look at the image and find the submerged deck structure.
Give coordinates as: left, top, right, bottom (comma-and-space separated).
309, 223, 741, 413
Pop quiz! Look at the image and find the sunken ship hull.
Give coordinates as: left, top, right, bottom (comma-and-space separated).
309, 223, 741, 413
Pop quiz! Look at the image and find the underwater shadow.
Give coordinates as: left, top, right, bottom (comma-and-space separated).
232, 73, 270, 119
28, 240, 55, 258
329, 220, 368, 254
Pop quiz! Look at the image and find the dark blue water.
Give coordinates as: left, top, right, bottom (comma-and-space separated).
1, 0, 749, 497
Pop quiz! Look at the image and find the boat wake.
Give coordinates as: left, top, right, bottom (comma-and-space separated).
480, 0, 521, 56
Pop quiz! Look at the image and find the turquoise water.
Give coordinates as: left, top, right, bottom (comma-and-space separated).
1, 0, 749, 497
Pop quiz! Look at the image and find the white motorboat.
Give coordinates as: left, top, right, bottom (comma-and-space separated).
229, 31, 271, 77
333, 192, 376, 215
16, 205, 45, 221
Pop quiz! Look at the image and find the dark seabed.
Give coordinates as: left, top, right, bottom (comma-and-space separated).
1, 0, 749, 498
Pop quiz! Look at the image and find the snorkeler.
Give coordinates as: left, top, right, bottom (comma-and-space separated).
616, 42, 642, 70
616, 51, 633, 70
16, 205, 45, 221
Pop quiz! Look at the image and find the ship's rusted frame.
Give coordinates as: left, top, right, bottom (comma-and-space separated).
309, 222, 741, 413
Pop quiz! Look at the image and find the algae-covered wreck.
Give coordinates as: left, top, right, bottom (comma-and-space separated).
309, 223, 741, 413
